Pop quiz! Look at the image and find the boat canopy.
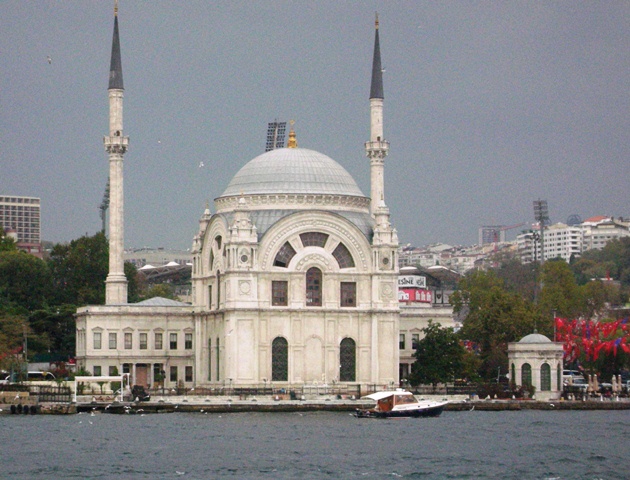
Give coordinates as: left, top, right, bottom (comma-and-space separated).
363, 390, 414, 401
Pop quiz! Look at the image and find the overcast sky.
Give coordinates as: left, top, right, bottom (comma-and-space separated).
2, 1, 628, 250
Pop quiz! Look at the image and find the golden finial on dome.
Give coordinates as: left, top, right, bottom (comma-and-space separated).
375, 12, 379, 30
114, 0, 118, 16
287, 120, 298, 148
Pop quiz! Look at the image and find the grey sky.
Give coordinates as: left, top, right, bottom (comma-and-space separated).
2, 1, 628, 250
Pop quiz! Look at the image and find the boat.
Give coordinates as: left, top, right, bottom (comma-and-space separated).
354, 389, 448, 418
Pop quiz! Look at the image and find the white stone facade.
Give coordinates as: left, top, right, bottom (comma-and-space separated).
76, 14, 400, 391
508, 333, 564, 401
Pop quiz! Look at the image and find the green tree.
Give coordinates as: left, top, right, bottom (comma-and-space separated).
0, 226, 17, 252
0, 251, 52, 310
495, 256, 539, 303
125, 261, 140, 303
141, 283, 178, 301
408, 321, 470, 387
538, 259, 583, 320
48, 232, 109, 305
47, 232, 138, 306
453, 270, 539, 380
28, 305, 77, 358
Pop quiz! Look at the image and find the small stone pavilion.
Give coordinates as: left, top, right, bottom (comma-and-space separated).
508, 332, 564, 401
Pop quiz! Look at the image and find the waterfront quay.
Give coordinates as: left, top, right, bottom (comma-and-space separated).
74, 394, 630, 414
3, 386, 630, 415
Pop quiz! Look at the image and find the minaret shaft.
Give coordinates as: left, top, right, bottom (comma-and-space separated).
104, 12, 128, 304
366, 17, 389, 215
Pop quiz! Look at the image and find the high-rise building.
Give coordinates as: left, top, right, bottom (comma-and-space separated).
0, 195, 42, 257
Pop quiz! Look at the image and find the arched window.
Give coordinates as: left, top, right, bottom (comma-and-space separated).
216, 337, 220, 382
274, 242, 297, 267
511, 363, 515, 385
540, 363, 551, 391
300, 232, 328, 248
216, 271, 221, 308
208, 338, 212, 382
332, 242, 355, 268
306, 267, 322, 306
521, 363, 532, 387
339, 338, 356, 382
272, 337, 288, 381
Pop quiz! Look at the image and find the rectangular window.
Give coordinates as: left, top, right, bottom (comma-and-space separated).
272, 280, 288, 306
412, 333, 420, 349
153, 364, 163, 385
93, 366, 101, 376
122, 363, 131, 374
208, 285, 212, 310
109, 332, 117, 349
108, 366, 117, 376
139, 333, 148, 350
399, 333, 405, 350
185, 366, 193, 382
93, 332, 102, 350
124, 332, 132, 349
170, 333, 177, 350
185, 333, 193, 350
155, 332, 163, 350
170, 366, 178, 382
340, 282, 357, 307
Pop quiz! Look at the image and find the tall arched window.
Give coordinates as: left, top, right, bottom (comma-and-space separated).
272, 337, 288, 381
521, 363, 532, 387
511, 363, 515, 385
208, 338, 212, 382
306, 267, 322, 306
339, 338, 356, 382
540, 363, 551, 391
216, 337, 220, 382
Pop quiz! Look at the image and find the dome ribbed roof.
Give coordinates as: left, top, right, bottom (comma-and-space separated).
220, 148, 365, 198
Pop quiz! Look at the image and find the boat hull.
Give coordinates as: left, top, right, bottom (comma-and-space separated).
354, 403, 445, 418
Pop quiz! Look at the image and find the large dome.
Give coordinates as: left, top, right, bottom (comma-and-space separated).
220, 148, 366, 198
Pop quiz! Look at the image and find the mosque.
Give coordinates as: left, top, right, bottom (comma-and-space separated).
75, 7, 400, 391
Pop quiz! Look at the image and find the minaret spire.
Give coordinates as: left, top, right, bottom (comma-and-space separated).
365, 13, 389, 216
108, 2, 124, 90
104, 2, 129, 304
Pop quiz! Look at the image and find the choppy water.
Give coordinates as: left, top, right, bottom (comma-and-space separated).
1, 410, 628, 479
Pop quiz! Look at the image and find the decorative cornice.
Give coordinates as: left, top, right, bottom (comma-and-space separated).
215, 194, 370, 213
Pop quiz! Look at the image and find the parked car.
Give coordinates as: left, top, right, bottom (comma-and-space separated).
564, 377, 588, 392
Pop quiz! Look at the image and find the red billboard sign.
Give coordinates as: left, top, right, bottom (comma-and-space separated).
398, 288, 433, 303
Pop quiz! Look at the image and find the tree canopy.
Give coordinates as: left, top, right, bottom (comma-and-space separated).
408, 321, 473, 387
0, 251, 52, 310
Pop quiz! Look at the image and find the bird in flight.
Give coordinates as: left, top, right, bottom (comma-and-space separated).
47, 56, 52, 64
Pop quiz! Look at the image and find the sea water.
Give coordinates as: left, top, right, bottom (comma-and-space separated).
1, 410, 628, 479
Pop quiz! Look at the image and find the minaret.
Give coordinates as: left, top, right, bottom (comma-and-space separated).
365, 13, 389, 216
104, 1, 129, 304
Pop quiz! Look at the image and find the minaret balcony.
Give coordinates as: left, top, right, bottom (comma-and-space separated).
104, 135, 129, 153
365, 140, 389, 152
